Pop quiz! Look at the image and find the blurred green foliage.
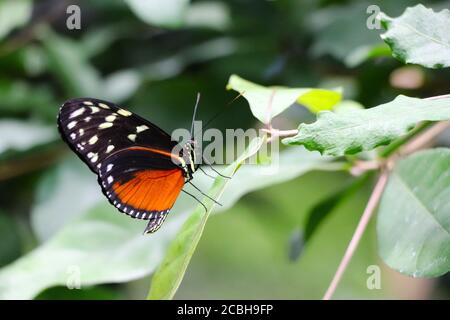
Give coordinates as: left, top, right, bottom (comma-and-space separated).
0, 0, 449, 299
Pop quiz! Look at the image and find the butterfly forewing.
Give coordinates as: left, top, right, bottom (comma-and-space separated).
58, 98, 185, 233
58, 98, 178, 173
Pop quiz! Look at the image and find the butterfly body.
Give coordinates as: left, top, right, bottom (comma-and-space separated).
57, 98, 197, 233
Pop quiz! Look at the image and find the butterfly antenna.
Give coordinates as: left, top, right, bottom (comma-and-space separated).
191, 92, 201, 139
201, 92, 244, 131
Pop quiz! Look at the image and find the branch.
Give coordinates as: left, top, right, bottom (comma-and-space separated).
400, 120, 450, 155
323, 171, 389, 300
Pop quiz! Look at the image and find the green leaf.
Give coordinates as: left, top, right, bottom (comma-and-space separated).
309, 2, 383, 67
147, 138, 263, 299
283, 95, 450, 156
379, 4, 450, 68
0, 213, 21, 268
0, 120, 56, 155
378, 148, 450, 277
0, 0, 31, 40
125, 0, 190, 28
41, 29, 102, 97
226, 75, 341, 123
288, 174, 369, 262
185, 2, 230, 30
303, 174, 369, 246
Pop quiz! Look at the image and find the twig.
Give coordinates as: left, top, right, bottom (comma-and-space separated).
323, 171, 389, 300
400, 120, 450, 155
262, 128, 298, 142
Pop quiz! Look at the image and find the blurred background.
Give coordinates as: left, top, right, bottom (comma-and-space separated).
0, 0, 449, 299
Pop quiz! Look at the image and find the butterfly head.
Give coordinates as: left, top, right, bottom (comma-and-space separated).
180, 139, 199, 179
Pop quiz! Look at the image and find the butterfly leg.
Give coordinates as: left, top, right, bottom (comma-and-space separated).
198, 166, 216, 179
188, 181, 222, 206
182, 189, 207, 212
202, 157, 232, 179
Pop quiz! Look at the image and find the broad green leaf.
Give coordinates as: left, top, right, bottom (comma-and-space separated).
226, 75, 341, 123
0, 144, 337, 299
0, 120, 56, 155
379, 4, 450, 68
283, 95, 450, 156
378, 148, 450, 277
147, 138, 264, 299
0, 0, 31, 40
125, 0, 189, 28
333, 100, 364, 114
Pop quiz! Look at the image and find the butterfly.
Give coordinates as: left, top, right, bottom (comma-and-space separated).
57, 96, 212, 234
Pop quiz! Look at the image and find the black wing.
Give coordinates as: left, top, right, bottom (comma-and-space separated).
57, 97, 179, 173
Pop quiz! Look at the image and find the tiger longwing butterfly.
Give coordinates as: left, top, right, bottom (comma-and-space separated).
57, 97, 202, 234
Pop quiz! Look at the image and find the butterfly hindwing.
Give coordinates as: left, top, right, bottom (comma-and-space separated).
98, 147, 185, 233
58, 98, 186, 233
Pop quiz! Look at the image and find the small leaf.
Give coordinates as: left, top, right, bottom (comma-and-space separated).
147, 138, 264, 300
0, 0, 31, 40
226, 74, 341, 123
125, 0, 190, 28
379, 4, 450, 68
283, 95, 450, 156
378, 148, 450, 277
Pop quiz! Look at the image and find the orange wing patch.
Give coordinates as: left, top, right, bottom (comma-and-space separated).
112, 169, 184, 216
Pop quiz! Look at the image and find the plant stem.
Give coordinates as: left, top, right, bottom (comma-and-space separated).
401, 120, 450, 155
380, 94, 450, 158
322, 171, 389, 300
379, 122, 432, 158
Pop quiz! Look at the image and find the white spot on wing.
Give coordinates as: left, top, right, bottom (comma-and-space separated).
127, 134, 136, 142
136, 125, 149, 133
99, 122, 113, 129
118, 109, 132, 116
79, 128, 84, 136
70, 133, 76, 140
88, 135, 98, 145
70, 107, 85, 118
83, 101, 94, 106
91, 153, 99, 163
106, 164, 114, 172
90, 106, 100, 114
85, 117, 91, 123
105, 115, 116, 122
107, 176, 113, 184
67, 121, 77, 129
98, 103, 110, 109
106, 145, 115, 153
